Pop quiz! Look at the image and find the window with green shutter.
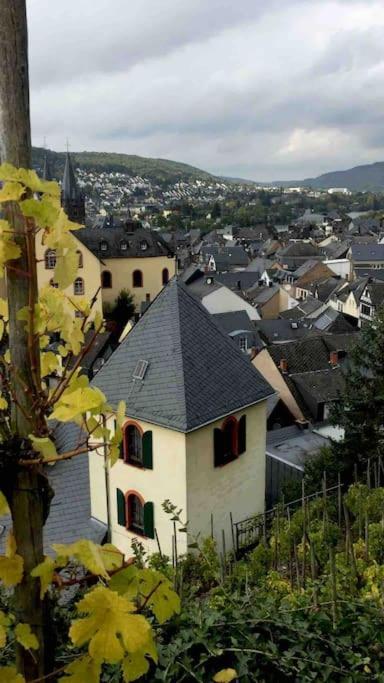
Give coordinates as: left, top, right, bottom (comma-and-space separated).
116, 488, 126, 526
238, 415, 246, 455
142, 431, 153, 469
143, 502, 155, 539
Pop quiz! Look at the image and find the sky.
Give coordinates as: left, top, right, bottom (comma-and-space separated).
27, 0, 384, 181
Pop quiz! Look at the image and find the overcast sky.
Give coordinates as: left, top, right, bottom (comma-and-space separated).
27, 0, 384, 181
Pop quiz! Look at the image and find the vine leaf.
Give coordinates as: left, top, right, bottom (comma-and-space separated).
15, 623, 39, 651
61, 655, 101, 682
0, 666, 25, 682
122, 637, 158, 683
109, 566, 140, 600
0, 220, 21, 276
51, 384, 107, 424
0, 163, 60, 196
0, 182, 24, 202
0, 491, 9, 516
213, 669, 238, 682
100, 544, 124, 572
0, 533, 24, 587
137, 569, 181, 623
69, 585, 152, 664
54, 246, 79, 289
52, 540, 110, 579
31, 556, 56, 599
29, 435, 57, 461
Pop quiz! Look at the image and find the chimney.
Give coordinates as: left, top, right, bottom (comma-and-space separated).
329, 351, 339, 367
279, 358, 288, 373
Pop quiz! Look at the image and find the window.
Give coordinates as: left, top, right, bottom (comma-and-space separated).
128, 494, 144, 534
162, 268, 169, 285
77, 250, 83, 268
140, 240, 148, 251
73, 277, 85, 295
214, 415, 246, 467
116, 489, 155, 538
122, 421, 153, 468
101, 270, 112, 288
361, 303, 372, 317
239, 336, 247, 352
100, 240, 108, 252
146, 293, 151, 302
125, 424, 143, 466
133, 270, 143, 288
49, 279, 58, 289
120, 240, 128, 251
45, 249, 56, 269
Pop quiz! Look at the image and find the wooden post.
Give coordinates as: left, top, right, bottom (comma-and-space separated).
230, 512, 236, 552
302, 479, 307, 587
0, 1, 51, 678
337, 472, 342, 528
329, 545, 338, 629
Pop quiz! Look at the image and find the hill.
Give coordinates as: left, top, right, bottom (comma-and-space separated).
32, 147, 215, 185
274, 161, 384, 192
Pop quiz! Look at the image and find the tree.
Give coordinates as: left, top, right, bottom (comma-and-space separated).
0, 3, 179, 680
109, 289, 135, 328
330, 308, 384, 477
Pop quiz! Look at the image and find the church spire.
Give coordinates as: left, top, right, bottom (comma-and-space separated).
61, 150, 85, 224
42, 151, 53, 181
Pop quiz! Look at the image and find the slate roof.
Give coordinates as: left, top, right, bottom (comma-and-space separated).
92, 278, 274, 431
0, 422, 106, 554
310, 277, 345, 302
76, 226, 173, 259
255, 319, 316, 344
290, 368, 345, 402
365, 282, 384, 308
268, 337, 333, 373
312, 307, 356, 333
278, 242, 320, 258
323, 240, 350, 260
350, 244, 384, 262
62, 152, 82, 201
215, 271, 260, 291
279, 295, 324, 319
245, 257, 274, 273
212, 311, 263, 349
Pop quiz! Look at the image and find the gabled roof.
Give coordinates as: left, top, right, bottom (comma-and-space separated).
290, 368, 345, 403
215, 271, 260, 291
92, 278, 273, 431
278, 242, 320, 258
364, 281, 384, 308
76, 226, 173, 259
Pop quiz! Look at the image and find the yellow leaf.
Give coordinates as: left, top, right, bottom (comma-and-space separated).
116, 400, 126, 428
4, 349, 10, 364
213, 669, 238, 683
45, 208, 82, 250
0, 182, 24, 202
137, 569, 181, 623
0, 491, 9, 516
20, 196, 60, 228
31, 556, 55, 599
15, 623, 39, 650
54, 246, 79, 289
40, 351, 60, 377
52, 540, 109, 578
0, 533, 24, 587
69, 585, 152, 664
0, 666, 25, 682
0, 395, 8, 410
109, 566, 140, 601
29, 435, 57, 461
0, 298, 8, 319
62, 655, 101, 683
101, 544, 124, 572
51, 385, 107, 424
0, 163, 60, 196
122, 651, 150, 682
0, 609, 11, 648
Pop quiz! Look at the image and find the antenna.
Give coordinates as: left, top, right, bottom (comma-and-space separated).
66, 138, 70, 153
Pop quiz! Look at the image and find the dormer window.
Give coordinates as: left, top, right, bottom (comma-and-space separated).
120, 240, 128, 251
100, 240, 108, 252
140, 240, 149, 251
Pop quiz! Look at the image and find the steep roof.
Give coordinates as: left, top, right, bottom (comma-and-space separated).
92, 278, 273, 431
76, 226, 173, 259
62, 151, 81, 201
278, 242, 320, 258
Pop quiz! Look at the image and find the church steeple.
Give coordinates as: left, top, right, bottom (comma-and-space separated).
42, 151, 53, 181
61, 151, 85, 224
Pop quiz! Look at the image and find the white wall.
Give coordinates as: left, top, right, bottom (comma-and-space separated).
324, 259, 351, 279
185, 401, 267, 554
202, 286, 260, 320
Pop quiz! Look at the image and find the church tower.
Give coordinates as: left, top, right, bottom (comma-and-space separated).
61, 151, 86, 224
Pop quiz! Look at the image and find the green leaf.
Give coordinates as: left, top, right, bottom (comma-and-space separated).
0, 182, 24, 202
20, 196, 60, 228
109, 566, 140, 600
15, 623, 39, 650
31, 556, 56, 599
54, 246, 79, 289
101, 544, 124, 572
0, 163, 60, 196
40, 351, 60, 377
69, 585, 152, 664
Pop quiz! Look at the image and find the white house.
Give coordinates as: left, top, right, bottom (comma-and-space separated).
90, 278, 273, 558
187, 276, 261, 321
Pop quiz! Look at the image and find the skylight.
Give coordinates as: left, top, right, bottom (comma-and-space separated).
133, 359, 149, 380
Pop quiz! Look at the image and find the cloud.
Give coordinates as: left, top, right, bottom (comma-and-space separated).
28, 0, 384, 180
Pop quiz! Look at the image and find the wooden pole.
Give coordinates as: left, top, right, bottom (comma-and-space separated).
0, 2, 51, 678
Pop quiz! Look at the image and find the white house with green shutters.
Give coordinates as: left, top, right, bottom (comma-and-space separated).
89, 278, 273, 558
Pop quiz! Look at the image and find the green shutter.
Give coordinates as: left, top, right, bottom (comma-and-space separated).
143, 502, 155, 539
238, 415, 246, 455
214, 428, 224, 467
116, 489, 126, 526
142, 431, 153, 469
